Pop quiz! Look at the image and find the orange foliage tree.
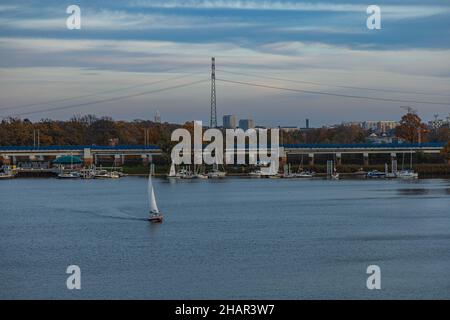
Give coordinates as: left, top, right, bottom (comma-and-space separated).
395, 113, 428, 143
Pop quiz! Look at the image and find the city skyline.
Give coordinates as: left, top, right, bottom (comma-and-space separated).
0, 0, 449, 126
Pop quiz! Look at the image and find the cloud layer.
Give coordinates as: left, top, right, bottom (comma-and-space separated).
0, 0, 449, 124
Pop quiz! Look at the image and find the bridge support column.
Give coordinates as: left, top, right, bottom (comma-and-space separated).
114, 154, 124, 166
279, 155, 287, 171
142, 154, 151, 166
390, 153, 397, 162
308, 153, 314, 166
363, 153, 369, 166
336, 153, 342, 166
83, 148, 93, 167
279, 148, 287, 171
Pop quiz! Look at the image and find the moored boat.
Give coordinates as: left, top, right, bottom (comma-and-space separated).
57, 171, 81, 179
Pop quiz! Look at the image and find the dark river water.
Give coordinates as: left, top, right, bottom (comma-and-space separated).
1, 177, 449, 299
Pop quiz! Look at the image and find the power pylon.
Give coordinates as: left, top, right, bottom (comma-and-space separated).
210, 57, 217, 128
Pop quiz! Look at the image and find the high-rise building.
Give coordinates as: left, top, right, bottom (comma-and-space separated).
239, 119, 255, 131
223, 115, 237, 129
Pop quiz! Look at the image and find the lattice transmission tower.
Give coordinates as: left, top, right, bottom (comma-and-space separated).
210, 57, 217, 128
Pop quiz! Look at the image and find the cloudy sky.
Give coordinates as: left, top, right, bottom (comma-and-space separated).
0, 0, 449, 126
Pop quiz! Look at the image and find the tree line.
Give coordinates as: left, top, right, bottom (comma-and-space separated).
0, 113, 448, 148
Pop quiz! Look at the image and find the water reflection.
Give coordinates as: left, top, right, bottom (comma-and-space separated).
398, 188, 430, 196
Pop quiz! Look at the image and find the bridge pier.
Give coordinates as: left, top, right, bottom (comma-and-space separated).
83, 148, 93, 167
308, 153, 314, 166
142, 154, 151, 166
363, 153, 369, 166
279, 155, 287, 170
390, 152, 397, 162
114, 154, 125, 166
336, 153, 342, 166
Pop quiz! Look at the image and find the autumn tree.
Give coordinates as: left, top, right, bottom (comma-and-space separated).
442, 141, 450, 164
395, 112, 428, 143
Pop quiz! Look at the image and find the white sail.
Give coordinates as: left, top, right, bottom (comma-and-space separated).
148, 174, 159, 213
169, 162, 176, 177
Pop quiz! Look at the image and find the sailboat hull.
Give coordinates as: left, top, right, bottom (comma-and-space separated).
148, 214, 163, 223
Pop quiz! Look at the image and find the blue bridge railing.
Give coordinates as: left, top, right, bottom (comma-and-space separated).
0, 145, 160, 151
282, 142, 445, 149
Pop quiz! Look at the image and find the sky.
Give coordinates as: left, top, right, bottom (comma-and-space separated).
0, 0, 449, 127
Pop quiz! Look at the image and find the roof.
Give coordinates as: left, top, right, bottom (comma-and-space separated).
53, 155, 83, 164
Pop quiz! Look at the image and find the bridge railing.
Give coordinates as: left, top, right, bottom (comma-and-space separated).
0, 145, 161, 151
282, 142, 445, 149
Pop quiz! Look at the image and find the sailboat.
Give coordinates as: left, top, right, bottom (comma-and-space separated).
397, 150, 418, 179
167, 162, 177, 178
147, 173, 163, 223
57, 153, 81, 179
207, 157, 226, 178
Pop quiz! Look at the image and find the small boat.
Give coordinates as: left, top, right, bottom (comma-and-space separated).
397, 151, 418, 179
397, 170, 418, 179
207, 169, 226, 178
57, 171, 81, 179
366, 170, 386, 179
248, 169, 262, 178
94, 170, 120, 179
331, 168, 340, 180
195, 173, 209, 179
295, 171, 315, 178
0, 173, 15, 179
177, 168, 195, 179
207, 161, 226, 178
147, 173, 163, 223
194, 165, 208, 179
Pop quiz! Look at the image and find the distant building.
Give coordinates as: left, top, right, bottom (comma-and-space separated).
378, 121, 398, 133
361, 120, 398, 133
279, 126, 300, 133
305, 118, 310, 129
223, 115, 237, 129
342, 121, 364, 127
239, 119, 255, 131
362, 121, 379, 131
154, 110, 161, 123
